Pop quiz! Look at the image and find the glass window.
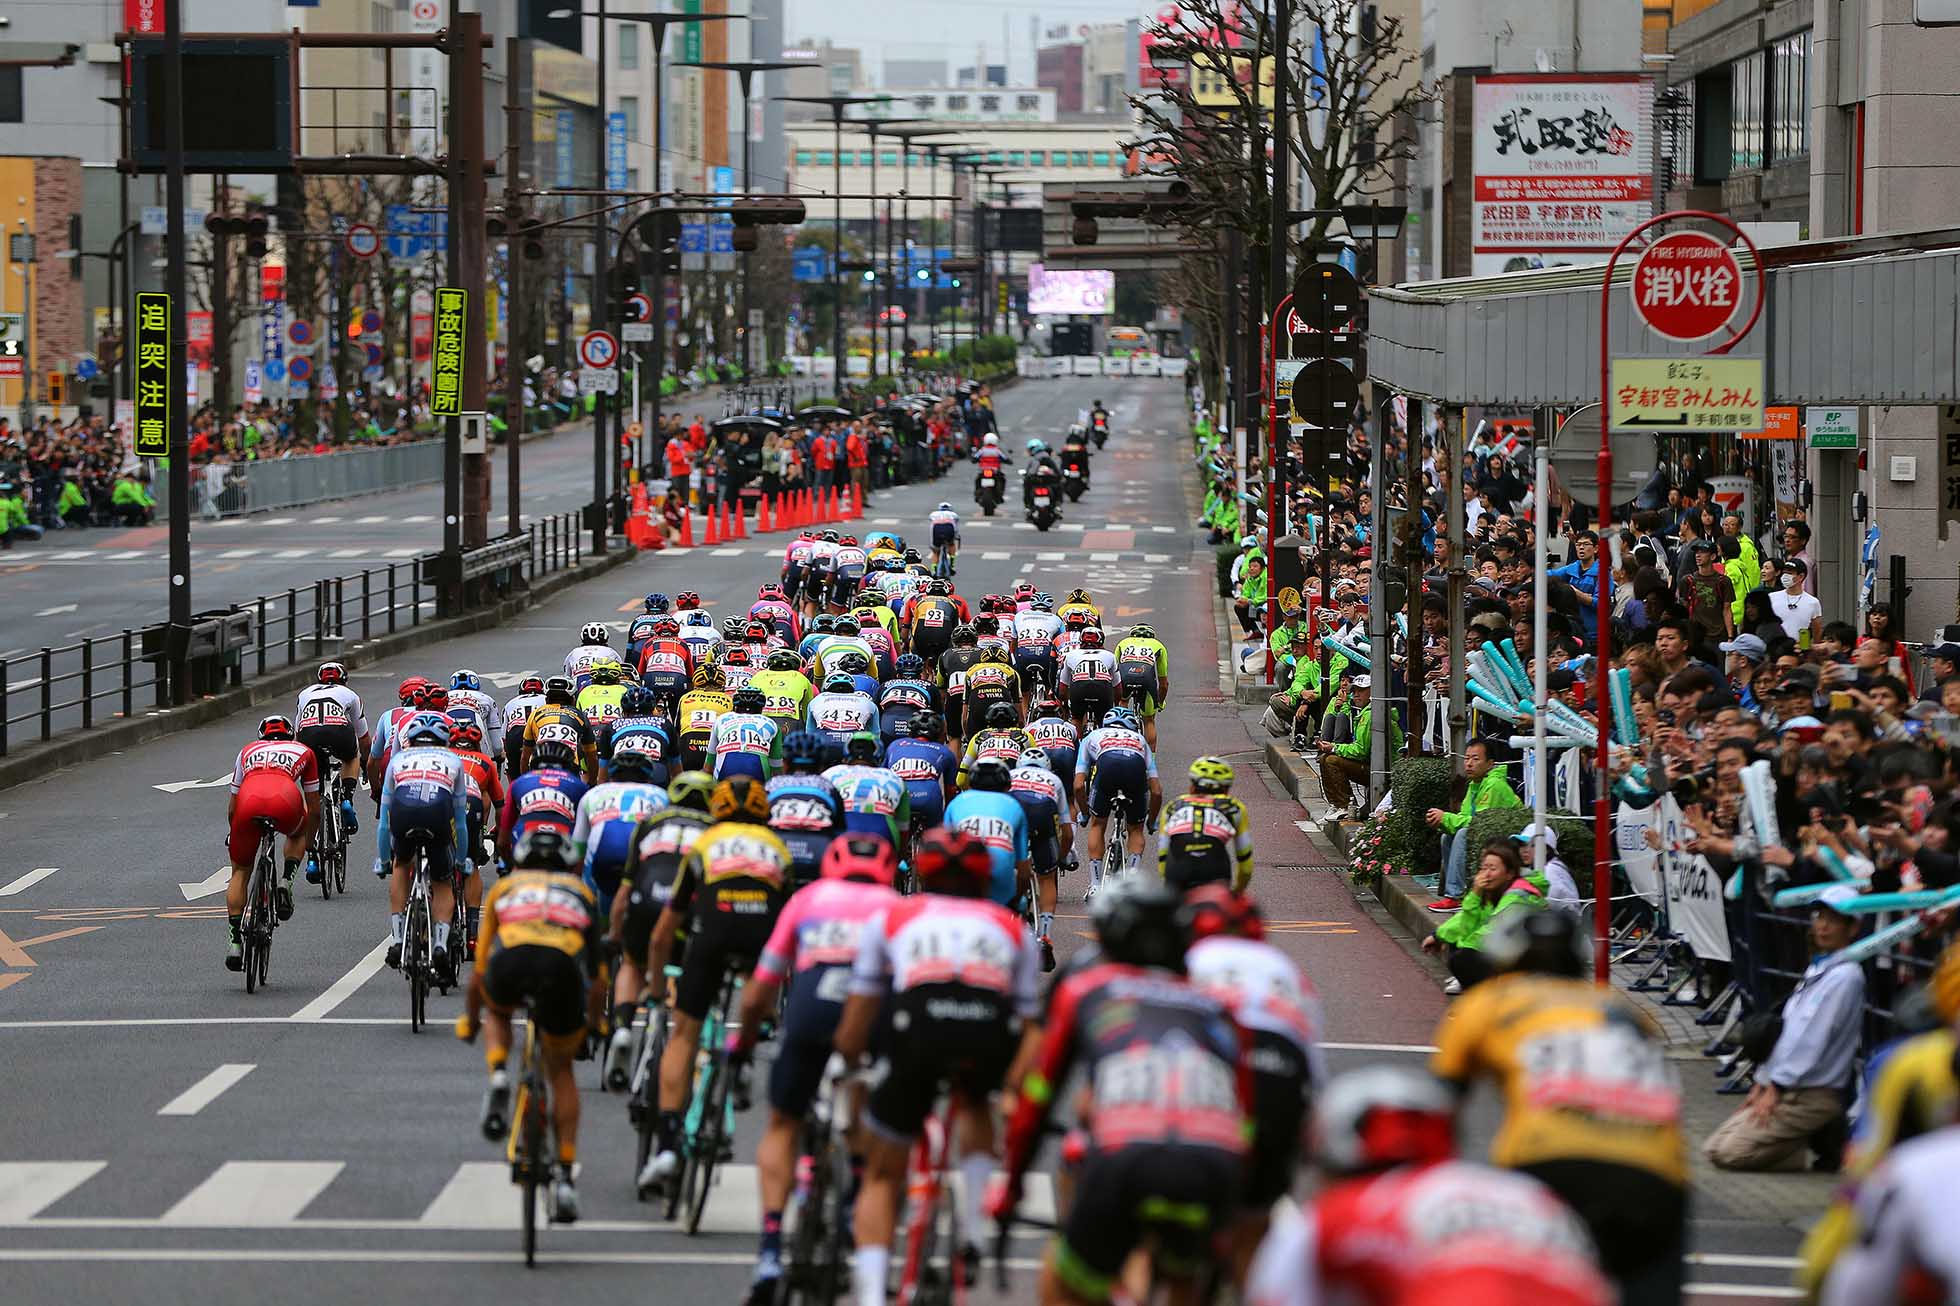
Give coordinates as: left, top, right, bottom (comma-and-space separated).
618, 96, 638, 139
947, 95, 969, 111
1049, 152, 1067, 168
1092, 151, 1111, 167
880, 151, 897, 166
1071, 151, 1089, 166
987, 151, 1003, 164
913, 95, 936, 113
618, 25, 638, 69
0, 66, 19, 123
1029, 150, 1045, 165
1008, 151, 1025, 166
1769, 30, 1811, 162
1016, 94, 1041, 112
1729, 50, 1764, 172
795, 151, 813, 166
627, 166, 641, 192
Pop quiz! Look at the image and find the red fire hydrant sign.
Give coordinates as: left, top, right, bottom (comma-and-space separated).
1629, 230, 1744, 342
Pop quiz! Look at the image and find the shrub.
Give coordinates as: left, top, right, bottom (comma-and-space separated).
1388, 756, 1452, 873
1214, 543, 1238, 597
1457, 806, 1595, 882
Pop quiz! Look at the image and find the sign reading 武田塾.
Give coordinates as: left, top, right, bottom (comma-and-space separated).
430, 286, 467, 418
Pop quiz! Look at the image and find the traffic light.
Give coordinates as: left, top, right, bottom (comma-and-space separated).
1286, 262, 1366, 481
729, 197, 806, 253
243, 213, 268, 259
47, 371, 67, 406
635, 209, 684, 274
206, 209, 270, 259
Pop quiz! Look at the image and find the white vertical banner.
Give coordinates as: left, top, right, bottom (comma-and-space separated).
407, 0, 442, 158
1615, 801, 1662, 907
1657, 797, 1732, 963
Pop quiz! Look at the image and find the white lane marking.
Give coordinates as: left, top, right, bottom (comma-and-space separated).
416, 1162, 528, 1229
1090, 552, 1119, 562
257, 517, 295, 526
0, 1248, 1050, 1269
109, 551, 146, 560
328, 549, 366, 559
161, 1161, 344, 1226
1037, 551, 1065, 561
220, 549, 256, 559
1321, 1041, 1437, 1054
0, 1162, 106, 1221
51, 550, 92, 560
384, 549, 420, 558
273, 549, 310, 559
0, 1016, 408, 1029
289, 938, 391, 1022
175, 867, 230, 901
1679, 1289, 1801, 1301
870, 517, 900, 526
1685, 1254, 1802, 1269
154, 773, 232, 794
1059, 523, 1084, 531
1144, 553, 1169, 563
356, 515, 388, 524
980, 551, 1012, 560
401, 515, 434, 523
712, 547, 745, 557
1151, 524, 1176, 533
0, 867, 59, 897
312, 516, 342, 524
157, 1064, 256, 1117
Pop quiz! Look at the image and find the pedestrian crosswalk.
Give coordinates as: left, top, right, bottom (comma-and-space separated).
0, 1159, 1059, 1233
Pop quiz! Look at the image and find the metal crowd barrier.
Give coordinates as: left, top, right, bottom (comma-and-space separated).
153, 440, 448, 520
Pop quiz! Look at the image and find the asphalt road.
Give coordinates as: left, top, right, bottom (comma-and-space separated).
0, 375, 1805, 1304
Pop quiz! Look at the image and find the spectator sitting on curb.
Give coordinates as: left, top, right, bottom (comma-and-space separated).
1513, 822, 1582, 912
1705, 885, 1867, 1173
1234, 554, 1269, 639
1315, 674, 1401, 820
1425, 739, 1524, 912
1421, 839, 1547, 994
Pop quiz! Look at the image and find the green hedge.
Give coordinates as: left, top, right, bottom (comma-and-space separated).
1457, 806, 1595, 880
1389, 756, 1453, 874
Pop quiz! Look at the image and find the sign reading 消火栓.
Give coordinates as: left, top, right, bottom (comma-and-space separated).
431, 286, 467, 418
134, 291, 172, 457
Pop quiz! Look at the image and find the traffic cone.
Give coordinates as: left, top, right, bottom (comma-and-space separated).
832, 485, 844, 522
732, 497, 747, 539
703, 504, 720, 545
678, 509, 694, 547
800, 488, 812, 526
849, 482, 863, 519
719, 500, 733, 541
759, 495, 774, 532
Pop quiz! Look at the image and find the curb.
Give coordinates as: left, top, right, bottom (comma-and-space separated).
0, 544, 639, 794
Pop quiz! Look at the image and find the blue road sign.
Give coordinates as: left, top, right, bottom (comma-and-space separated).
75, 356, 99, 381
791, 247, 828, 282
384, 205, 447, 259
263, 358, 286, 381
607, 112, 629, 193
680, 222, 709, 254
710, 218, 734, 255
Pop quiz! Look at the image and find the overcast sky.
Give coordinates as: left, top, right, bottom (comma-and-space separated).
783, 0, 1153, 83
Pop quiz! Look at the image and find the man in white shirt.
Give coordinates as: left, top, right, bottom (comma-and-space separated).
1768, 558, 1824, 646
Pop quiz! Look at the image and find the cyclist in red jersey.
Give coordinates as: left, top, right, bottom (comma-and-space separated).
1244, 1066, 1612, 1306
224, 715, 322, 967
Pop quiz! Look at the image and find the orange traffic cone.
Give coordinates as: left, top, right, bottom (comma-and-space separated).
759, 495, 773, 532
731, 497, 747, 539
678, 509, 694, 547
801, 488, 812, 526
719, 500, 733, 541
831, 485, 843, 523
848, 482, 863, 519
703, 504, 721, 545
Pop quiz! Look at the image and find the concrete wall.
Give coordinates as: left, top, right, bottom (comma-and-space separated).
1429, 0, 1642, 74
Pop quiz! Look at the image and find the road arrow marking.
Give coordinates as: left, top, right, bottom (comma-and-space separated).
154, 773, 233, 794
177, 867, 231, 901
0, 868, 58, 897
33, 605, 77, 617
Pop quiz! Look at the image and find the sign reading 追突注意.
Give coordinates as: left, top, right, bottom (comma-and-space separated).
1609, 357, 1764, 432
134, 292, 172, 458
431, 286, 467, 418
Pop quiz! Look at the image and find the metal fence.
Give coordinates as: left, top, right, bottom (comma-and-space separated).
153, 440, 448, 520
0, 510, 589, 757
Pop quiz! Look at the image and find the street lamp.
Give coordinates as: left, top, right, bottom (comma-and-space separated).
849, 116, 926, 378
674, 58, 800, 378
775, 93, 894, 392
1339, 201, 1408, 284
877, 126, 965, 366
56, 221, 140, 406
551, 5, 746, 549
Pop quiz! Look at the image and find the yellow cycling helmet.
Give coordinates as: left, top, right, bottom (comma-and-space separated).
709, 775, 773, 823
1188, 756, 1235, 793
588, 662, 623, 686
666, 770, 716, 812
691, 662, 726, 690
1065, 588, 1093, 606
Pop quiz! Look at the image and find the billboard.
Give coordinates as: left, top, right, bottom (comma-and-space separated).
1471, 74, 1654, 276
1028, 264, 1114, 316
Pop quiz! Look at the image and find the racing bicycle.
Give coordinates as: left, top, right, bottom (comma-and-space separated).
402, 839, 438, 1032
628, 969, 677, 1199
896, 1097, 971, 1306
775, 1058, 865, 1306
669, 968, 747, 1233
310, 771, 350, 899
505, 994, 561, 1267
239, 819, 280, 993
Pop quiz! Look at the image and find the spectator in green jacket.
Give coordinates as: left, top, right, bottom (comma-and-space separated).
1314, 674, 1402, 818
1268, 601, 1307, 663
1422, 839, 1548, 992
1424, 738, 1524, 910
0, 481, 42, 546
1234, 555, 1268, 637
112, 473, 155, 527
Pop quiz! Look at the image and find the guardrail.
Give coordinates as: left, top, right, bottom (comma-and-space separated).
154, 440, 448, 521
0, 509, 589, 757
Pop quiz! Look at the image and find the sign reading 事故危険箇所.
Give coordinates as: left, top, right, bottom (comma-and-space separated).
134, 291, 172, 457
431, 286, 467, 418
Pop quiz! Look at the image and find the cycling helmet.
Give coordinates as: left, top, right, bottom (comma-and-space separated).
258, 714, 295, 741
966, 755, 1013, 792
1065, 588, 1092, 606
834, 651, 870, 676
1015, 583, 1036, 600
1090, 874, 1185, 970
973, 615, 999, 637
982, 433, 999, 448
1031, 695, 1063, 718
691, 663, 726, 690
854, 610, 881, 629
543, 675, 577, 705
840, 535, 859, 547
588, 662, 624, 686
666, 770, 716, 812
937, 501, 954, 512
979, 644, 1009, 664
1103, 706, 1140, 731
757, 583, 784, 601
928, 578, 953, 596
447, 714, 484, 751
722, 615, 749, 637
822, 672, 856, 694
709, 775, 773, 823
1128, 624, 1156, 641
423, 685, 450, 711
398, 677, 429, 706
894, 653, 926, 679
1179, 884, 1266, 942
1063, 610, 1090, 630
984, 702, 1019, 729
402, 712, 450, 747
580, 622, 610, 646
731, 686, 767, 714
744, 621, 771, 642
782, 730, 828, 770
845, 731, 881, 763
1079, 627, 1104, 650
1025, 438, 1046, 456
520, 675, 546, 695
913, 828, 993, 898
821, 833, 899, 887
451, 669, 482, 692
530, 736, 577, 769
908, 710, 943, 741
651, 617, 681, 638
902, 549, 923, 564
1016, 748, 1052, 772
511, 828, 579, 873
1481, 906, 1592, 979
608, 740, 659, 782
1033, 592, 1054, 610
721, 646, 753, 668
766, 649, 802, 672
676, 591, 701, 610
620, 685, 656, 716
1188, 756, 1235, 793
1314, 1066, 1457, 1176
821, 530, 840, 543
644, 592, 671, 614
317, 661, 347, 685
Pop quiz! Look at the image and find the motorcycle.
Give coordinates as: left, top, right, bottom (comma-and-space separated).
1090, 414, 1110, 448
1061, 457, 1087, 502
975, 469, 1002, 516
1029, 483, 1058, 531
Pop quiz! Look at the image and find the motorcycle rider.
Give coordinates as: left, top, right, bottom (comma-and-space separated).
1023, 440, 1063, 519
973, 432, 1010, 509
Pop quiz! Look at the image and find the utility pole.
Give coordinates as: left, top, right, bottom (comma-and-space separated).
503, 35, 526, 539
454, 9, 489, 549
162, 0, 192, 696
592, 0, 612, 554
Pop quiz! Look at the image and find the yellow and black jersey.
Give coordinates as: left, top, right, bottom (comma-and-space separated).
1157, 792, 1253, 892
475, 870, 600, 973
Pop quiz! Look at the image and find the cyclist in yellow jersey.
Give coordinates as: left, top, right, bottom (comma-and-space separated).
747, 649, 816, 731
1157, 757, 1254, 892
1113, 623, 1170, 748
676, 662, 734, 772
457, 828, 604, 1223
1055, 586, 1101, 629
522, 676, 598, 778
1431, 909, 1688, 1306
575, 662, 630, 730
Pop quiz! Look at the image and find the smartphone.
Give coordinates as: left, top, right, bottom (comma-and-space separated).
1829, 691, 1853, 712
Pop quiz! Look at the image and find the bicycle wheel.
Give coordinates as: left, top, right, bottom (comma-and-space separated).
332, 843, 348, 894
317, 799, 338, 900
632, 1017, 668, 1193
519, 1077, 545, 1267
253, 872, 272, 990
814, 1142, 855, 1306
407, 901, 428, 1032
682, 1056, 729, 1235
777, 1121, 829, 1306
